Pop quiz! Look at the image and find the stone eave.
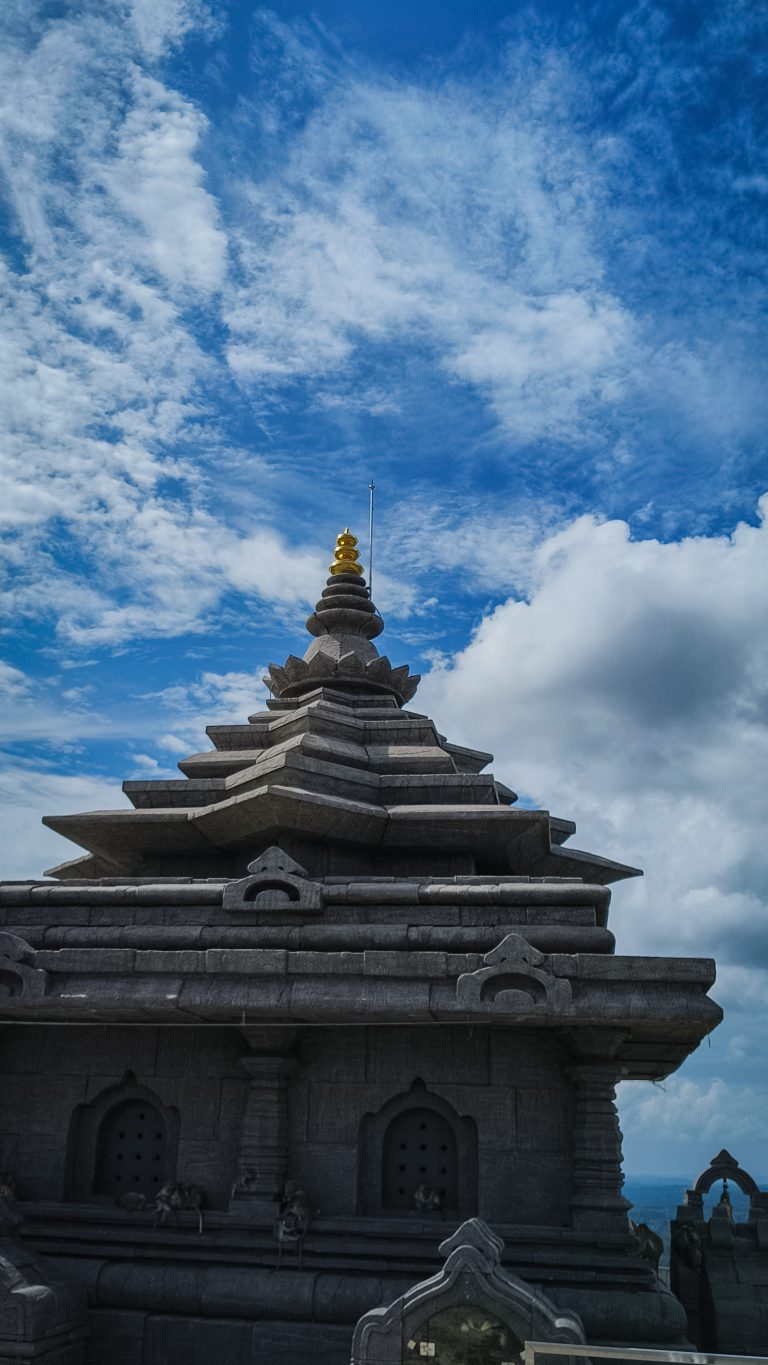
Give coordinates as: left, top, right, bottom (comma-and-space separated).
176, 739, 457, 783
1, 875, 613, 906
41, 786, 640, 882
44, 792, 536, 868
207, 698, 439, 750
441, 740, 493, 773
526, 844, 641, 884
0, 874, 615, 947
42, 785, 391, 866
0, 950, 721, 1079
42, 797, 638, 884
126, 748, 501, 812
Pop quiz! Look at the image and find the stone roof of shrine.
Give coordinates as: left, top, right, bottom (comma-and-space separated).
0, 532, 723, 1071
40, 531, 641, 886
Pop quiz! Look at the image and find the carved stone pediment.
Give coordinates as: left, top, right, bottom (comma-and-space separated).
222, 846, 323, 915
351, 1217, 585, 1364
456, 933, 571, 1012
0, 932, 48, 1001
0, 1191, 87, 1355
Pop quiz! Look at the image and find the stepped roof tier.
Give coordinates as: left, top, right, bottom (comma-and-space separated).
41, 531, 640, 886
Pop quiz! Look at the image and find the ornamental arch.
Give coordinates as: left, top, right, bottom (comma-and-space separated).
65, 1070, 179, 1201
359, 1078, 477, 1216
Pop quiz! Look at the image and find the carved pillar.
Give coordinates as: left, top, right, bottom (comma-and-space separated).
566, 1050, 632, 1232
230, 1026, 298, 1218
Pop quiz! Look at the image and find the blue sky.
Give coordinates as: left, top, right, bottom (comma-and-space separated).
1, 0, 767, 1180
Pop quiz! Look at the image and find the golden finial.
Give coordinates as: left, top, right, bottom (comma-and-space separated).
329, 527, 364, 576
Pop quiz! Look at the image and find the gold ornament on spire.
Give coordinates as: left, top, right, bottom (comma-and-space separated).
329, 528, 364, 576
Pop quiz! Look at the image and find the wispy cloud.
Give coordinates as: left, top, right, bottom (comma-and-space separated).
101, 70, 228, 292
618, 1076, 768, 1148
0, 659, 269, 874
227, 16, 632, 441
2, 1, 766, 652
0, 2, 332, 648
0, 757, 125, 879
145, 666, 268, 753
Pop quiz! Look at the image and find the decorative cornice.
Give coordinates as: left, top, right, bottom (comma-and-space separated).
264, 648, 420, 703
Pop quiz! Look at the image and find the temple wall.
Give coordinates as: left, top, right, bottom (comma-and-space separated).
0, 1025, 246, 1207
0, 1023, 574, 1224
289, 1024, 574, 1224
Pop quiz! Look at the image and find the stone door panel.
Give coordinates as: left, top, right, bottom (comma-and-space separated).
383, 1106, 457, 1210
94, 1099, 166, 1199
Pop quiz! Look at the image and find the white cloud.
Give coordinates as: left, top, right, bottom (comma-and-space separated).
2, 4, 764, 656
0, 660, 120, 745
381, 493, 564, 594
0, 661, 33, 701
0, 761, 125, 880
220, 8, 768, 475
0, 4, 225, 638
226, 28, 631, 441
174, 668, 268, 720
103, 71, 226, 292
421, 500, 768, 1160
0, 3, 287, 650
157, 732, 192, 755
0, 661, 271, 879
129, 0, 217, 62
142, 667, 269, 756
618, 1076, 768, 1147
448, 293, 630, 439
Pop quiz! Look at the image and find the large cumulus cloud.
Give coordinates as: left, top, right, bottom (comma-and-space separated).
421, 501, 768, 1174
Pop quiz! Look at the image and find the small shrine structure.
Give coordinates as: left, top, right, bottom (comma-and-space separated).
671, 1149, 768, 1353
0, 530, 722, 1364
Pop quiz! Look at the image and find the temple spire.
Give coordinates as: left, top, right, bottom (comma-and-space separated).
263, 528, 420, 705
306, 527, 382, 643
329, 528, 364, 576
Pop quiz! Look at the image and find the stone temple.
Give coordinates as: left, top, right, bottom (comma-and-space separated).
0, 530, 723, 1364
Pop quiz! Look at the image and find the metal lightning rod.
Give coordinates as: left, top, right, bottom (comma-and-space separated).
368, 478, 375, 600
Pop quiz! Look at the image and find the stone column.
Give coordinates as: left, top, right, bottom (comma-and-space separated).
567, 1058, 632, 1232
230, 1026, 298, 1219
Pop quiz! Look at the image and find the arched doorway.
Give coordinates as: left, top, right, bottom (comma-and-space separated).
359, 1079, 477, 1216
65, 1070, 179, 1201
94, 1098, 167, 1200
382, 1106, 458, 1212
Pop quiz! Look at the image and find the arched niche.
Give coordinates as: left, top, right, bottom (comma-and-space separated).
65, 1070, 179, 1202
359, 1079, 477, 1216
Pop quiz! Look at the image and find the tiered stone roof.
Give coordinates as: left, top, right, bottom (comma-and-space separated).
42, 534, 639, 886
0, 531, 719, 1075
